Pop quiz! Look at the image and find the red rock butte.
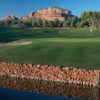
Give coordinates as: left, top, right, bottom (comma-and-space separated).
3, 7, 72, 22
30, 7, 72, 21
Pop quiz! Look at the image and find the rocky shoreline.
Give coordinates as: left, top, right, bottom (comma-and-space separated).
0, 62, 100, 87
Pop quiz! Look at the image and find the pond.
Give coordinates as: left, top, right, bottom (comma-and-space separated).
0, 76, 99, 100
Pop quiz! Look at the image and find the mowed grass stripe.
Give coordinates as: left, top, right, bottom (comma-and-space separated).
1, 27, 100, 69
0, 38, 100, 69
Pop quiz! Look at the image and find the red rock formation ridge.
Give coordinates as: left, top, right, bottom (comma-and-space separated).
3, 14, 18, 21
0, 62, 99, 87
3, 7, 72, 22
31, 7, 72, 21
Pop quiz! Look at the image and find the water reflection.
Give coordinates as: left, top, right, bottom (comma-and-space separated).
0, 76, 99, 100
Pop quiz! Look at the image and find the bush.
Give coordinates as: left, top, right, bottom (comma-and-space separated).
23, 21, 32, 27
63, 16, 79, 27
32, 19, 43, 27
0, 21, 5, 26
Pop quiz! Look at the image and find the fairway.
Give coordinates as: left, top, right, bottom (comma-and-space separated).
0, 27, 100, 69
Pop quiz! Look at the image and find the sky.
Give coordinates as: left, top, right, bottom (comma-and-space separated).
0, 0, 100, 19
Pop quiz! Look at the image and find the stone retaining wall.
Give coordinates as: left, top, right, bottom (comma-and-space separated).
0, 76, 97, 100
0, 62, 100, 87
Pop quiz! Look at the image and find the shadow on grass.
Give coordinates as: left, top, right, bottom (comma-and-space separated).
0, 27, 60, 43
1, 27, 100, 43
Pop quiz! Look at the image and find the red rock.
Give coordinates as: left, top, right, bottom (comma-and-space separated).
0, 62, 99, 86
33, 7, 71, 21
29, 12, 35, 17
3, 14, 18, 21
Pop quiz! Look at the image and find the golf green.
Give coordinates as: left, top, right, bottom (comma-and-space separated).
0, 27, 100, 69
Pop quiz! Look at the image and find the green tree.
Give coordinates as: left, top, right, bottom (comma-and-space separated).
54, 20, 63, 27
4, 20, 12, 25
0, 21, 4, 26
42, 20, 49, 27
35, 19, 43, 27
63, 17, 71, 27
77, 20, 89, 28
63, 16, 79, 27
47, 21, 55, 27
70, 16, 79, 27
80, 11, 100, 28
23, 21, 32, 27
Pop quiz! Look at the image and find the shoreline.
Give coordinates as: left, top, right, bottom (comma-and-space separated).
0, 62, 100, 87
0, 76, 96, 100
0, 73, 94, 87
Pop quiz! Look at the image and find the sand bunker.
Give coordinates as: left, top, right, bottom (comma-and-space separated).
0, 41, 32, 46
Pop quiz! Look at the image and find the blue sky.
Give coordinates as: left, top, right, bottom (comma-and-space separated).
0, 0, 100, 19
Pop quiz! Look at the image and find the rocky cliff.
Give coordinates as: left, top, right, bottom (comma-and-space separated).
3, 14, 18, 21
30, 7, 72, 21
2, 7, 72, 22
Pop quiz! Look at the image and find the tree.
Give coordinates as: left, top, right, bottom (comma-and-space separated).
4, 20, 12, 25
37, 19, 43, 27
54, 20, 63, 27
23, 21, 32, 27
63, 17, 71, 27
42, 20, 49, 27
47, 21, 55, 27
63, 16, 79, 27
0, 21, 4, 26
70, 16, 79, 27
16, 20, 24, 27
77, 20, 89, 28
32, 21, 38, 27
32, 19, 43, 27
80, 11, 100, 28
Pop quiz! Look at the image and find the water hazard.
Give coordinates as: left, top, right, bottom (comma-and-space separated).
0, 76, 99, 100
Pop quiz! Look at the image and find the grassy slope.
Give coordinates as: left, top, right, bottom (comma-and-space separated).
0, 27, 100, 69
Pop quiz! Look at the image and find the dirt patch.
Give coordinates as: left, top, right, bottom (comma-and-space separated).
0, 41, 32, 46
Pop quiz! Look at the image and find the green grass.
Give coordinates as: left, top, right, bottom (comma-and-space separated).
0, 27, 100, 69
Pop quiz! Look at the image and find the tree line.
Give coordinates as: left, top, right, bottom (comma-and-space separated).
0, 11, 100, 28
